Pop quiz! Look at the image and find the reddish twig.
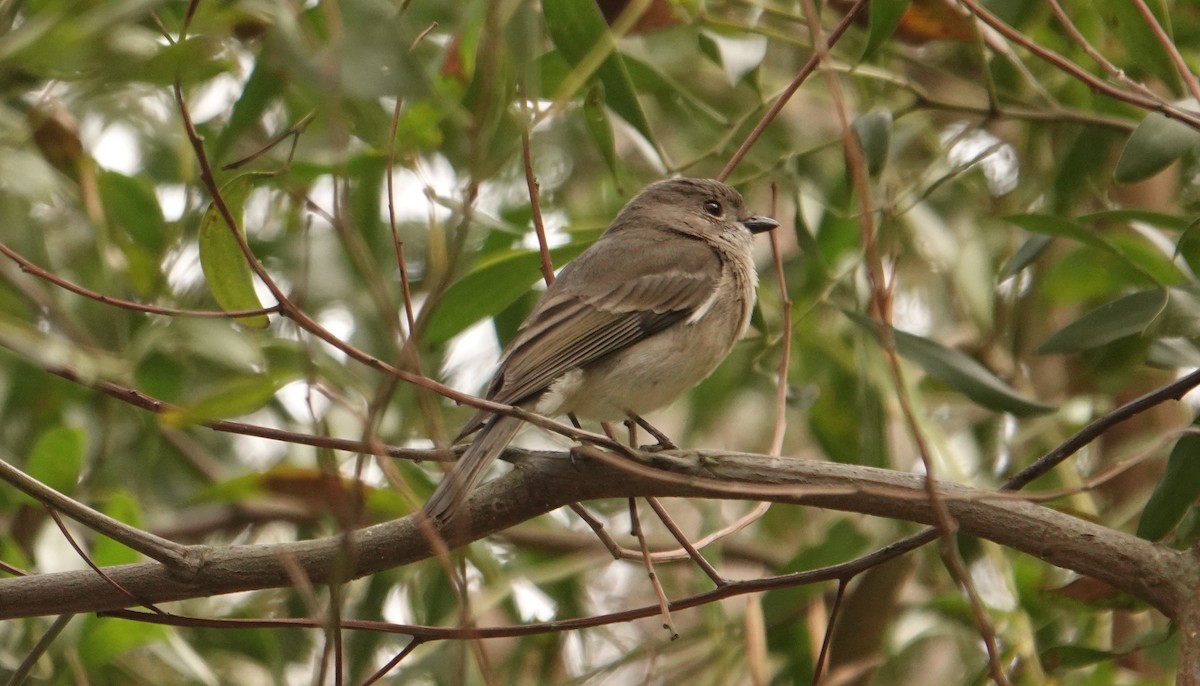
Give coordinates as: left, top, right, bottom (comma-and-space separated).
717, 0, 867, 182
1130, 0, 1200, 106
45, 507, 165, 615
799, 0, 1007, 680
0, 240, 280, 319
630, 498, 677, 638
386, 99, 418, 335
959, 0, 1200, 130
519, 83, 556, 288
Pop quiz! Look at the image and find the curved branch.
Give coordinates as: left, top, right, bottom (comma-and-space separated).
0, 449, 1189, 620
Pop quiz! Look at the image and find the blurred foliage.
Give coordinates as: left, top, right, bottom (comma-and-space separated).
0, 0, 1197, 683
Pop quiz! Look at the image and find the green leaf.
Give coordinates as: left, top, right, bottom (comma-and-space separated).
213, 59, 285, 162
1041, 644, 1124, 672
863, 0, 912, 59
1137, 415, 1200, 540
424, 241, 592, 346
1037, 288, 1166, 354
91, 491, 143, 566
163, 372, 293, 426
542, 0, 653, 143
1078, 209, 1194, 232
1114, 112, 1200, 184
197, 175, 270, 329
1092, 0, 1180, 94
851, 110, 892, 177
1147, 338, 1200, 368
134, 351, 188, 403
698, 29, 767, 86
25, 425, 86, 496
582, 80, 620, 181
80, 616, 165, 669
98, 171, 166, 252
623, 54, 727, 127
1002, 234, 1054, 277
1005, 213, 1179, 285
846, 312, 1052, 416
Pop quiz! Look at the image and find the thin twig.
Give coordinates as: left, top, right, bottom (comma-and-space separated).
519, 82, 556, 288
629, 498, 677, 638
44, 507, 165, 615
1130, 0, 1200, 106
767, 183, 790, 456
958, 0, 1200, 129
799, 0, 1008, 680
386, 99, 418, 335
0, 241, 280, 319
717, 0, 867, 182
644, 498, 725, 586
5, 613, 73, 686
811, 578, 847, 686
0, 453, 189, 567
361, 637, 424, 685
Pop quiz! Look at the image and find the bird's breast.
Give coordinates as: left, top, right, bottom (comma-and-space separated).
544, 265, 756, 421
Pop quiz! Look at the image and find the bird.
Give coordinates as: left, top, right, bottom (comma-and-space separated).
422, 177, 778, 523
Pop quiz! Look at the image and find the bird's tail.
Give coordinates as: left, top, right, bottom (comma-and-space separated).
422, 414, 522, 523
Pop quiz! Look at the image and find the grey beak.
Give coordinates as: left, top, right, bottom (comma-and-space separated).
741, 216, 779, 234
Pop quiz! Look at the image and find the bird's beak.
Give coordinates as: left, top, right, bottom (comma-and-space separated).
741, 215, 779, 234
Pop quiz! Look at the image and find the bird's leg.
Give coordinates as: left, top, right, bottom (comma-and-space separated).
630, 414, 677, 452
623, 418, 638, 447
568, 413, 586, 469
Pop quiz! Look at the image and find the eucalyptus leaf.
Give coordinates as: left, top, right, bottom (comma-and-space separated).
1137, 415, 1200, 540
1114, 112, 1200, 185
1003, 234, 1054, 277
197, 176, 270, 330
542, 0, 654, 143
1037, 289, 1166, 354
846, 312, 1052, 416
424, 241, 591, 346
98, 171, 166, 252
163, 371, 295, 426
863, 0, 913, 59
25, 425, 85, 497
852, 110, 893, 177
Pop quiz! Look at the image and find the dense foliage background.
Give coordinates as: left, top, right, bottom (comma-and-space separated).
1, 0, 1199, 683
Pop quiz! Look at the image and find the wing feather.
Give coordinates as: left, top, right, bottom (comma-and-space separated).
455, 231, 721, 439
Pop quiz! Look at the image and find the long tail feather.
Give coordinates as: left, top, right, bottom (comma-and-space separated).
422, 415, 522, 523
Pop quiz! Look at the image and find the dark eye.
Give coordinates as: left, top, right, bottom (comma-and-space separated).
703, 200, 723, 217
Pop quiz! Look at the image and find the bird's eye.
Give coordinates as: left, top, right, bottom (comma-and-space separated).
703, 200, 723, 217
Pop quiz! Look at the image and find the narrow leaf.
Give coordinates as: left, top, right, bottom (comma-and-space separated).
1137, 415, 1200, 540
542, 0, 654, 142
197, 176, 270, 329
1037, 289, 1166, 354
1114, 112, 1200, 184
1006, 214, 1171, 285
26, 425, 86, 496
98, 171, 166, 252
847, 312, 1052, 416
582, 80, 620, 180
864, 0, 913, 59
852, 110, 893, 176
1003, 234, 1054, 277
162, 372, 293, 426
424, 241, 591, 345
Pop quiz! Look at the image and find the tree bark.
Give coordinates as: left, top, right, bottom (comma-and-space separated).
0, 448, 1191, 626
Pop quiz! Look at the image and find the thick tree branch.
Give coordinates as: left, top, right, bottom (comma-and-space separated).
0, 449, 1191, 621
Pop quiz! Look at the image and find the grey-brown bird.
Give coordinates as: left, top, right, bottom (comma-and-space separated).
423, 178, 778, 522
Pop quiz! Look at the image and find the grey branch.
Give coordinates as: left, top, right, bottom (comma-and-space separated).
0, 448, 1194, 624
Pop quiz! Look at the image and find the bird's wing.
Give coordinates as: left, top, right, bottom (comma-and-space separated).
456, 231, 720, 438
